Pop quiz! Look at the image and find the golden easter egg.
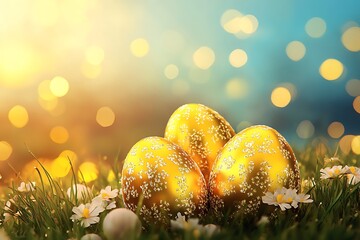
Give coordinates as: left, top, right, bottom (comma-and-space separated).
121, 136, 208, 227
164, 104, 235, 183
209, 125, 300, 218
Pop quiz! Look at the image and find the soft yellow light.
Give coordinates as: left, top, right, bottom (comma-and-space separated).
339, 135, 355, 154
8, 105, 29, 128
130, 38, 149, 57
286, 41, 306, 61
319, 59, 343, 81
221, 9, 243, 34
305, 17, 326, 38
164, 64, 179, 79
239, 15, 258, 34
0, 42, 42, 87
78, 161, 99, 183
85, 46, 104, 65
0, 141, 12, 161
193, 46, 215, 70
342, 26, 360, 52
271, 87, 291, 108
38, 96, 58, 111
96, 106, 115, 127
31, 0, 59, 27
38, 80, 57, 101
50, 126, 69, 144
327, 122, 345, 139
59, 149, 78, 163
51, 156, 71, 178
226, 78, 248, 99
346, 79, 360, 96
353, 96, 360, 114
351, 136, 360, 155
296, 120, 315, 139
229, 49, 248, 68
107, 170, 116, 182
50, 76, 69, 97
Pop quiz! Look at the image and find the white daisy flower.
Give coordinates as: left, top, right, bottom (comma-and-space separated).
70, 202, 104, 228
92, 186, 119, 210
17, 182, 35, 193
262, 187, 313, 210
262, 187, 293, 211
320, 165, 347, 179
346, 166, 360, 185
67, 184, 92, 201
103, 208, 142, 240
293, 193, 313, 208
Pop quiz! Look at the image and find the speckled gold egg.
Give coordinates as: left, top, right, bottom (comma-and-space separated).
209, 125, 300, 218
121, 136, 208, 227
164, 104, 235, 183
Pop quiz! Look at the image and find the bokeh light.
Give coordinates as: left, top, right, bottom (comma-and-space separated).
221, 9, 243, 34
51, 156, 71, 178
286, 41, 306, 61
346, 79, 360, 96
297, 120, 315, 139
0, 141, 12, 161
351, 136, 360, 154
193, 46, 215, 70
342, 26, 360, 52
229, 49, 248, 68
130, 38, 149, 57
96, 107, 116, 127
50, 126, 69, 144
319, 59, 344, 81
0, 1, 359, 182
50, 76, 70, 97
339, 135, 355, 154
327, 121, 345, 139
164, 64, 179, 80
271, 87, 292, 108
305, 17, 326, 38
8, 105, 29, 128
353, 96, 360, 114
226, 78, 248, 99
78, 161, 99, 182
38, 80, 57, 101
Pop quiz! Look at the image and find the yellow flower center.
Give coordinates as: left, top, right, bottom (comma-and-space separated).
286, 197, 293, 203
276, 194, 284, 203
82, 207, 90, 218
349, 167, 355, 174
101, 192, 110, 199
334, 169, 340, 176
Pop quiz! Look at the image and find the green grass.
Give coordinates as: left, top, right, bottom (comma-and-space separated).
0, 145, 359, 240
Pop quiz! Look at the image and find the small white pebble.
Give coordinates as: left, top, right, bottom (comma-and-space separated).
103, 208, 142, 240
81, 233, 102, 240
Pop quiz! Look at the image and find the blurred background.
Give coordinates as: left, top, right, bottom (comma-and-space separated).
0, 0, 360, 182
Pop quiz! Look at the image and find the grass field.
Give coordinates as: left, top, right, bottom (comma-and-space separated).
0, 145, 359, 240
